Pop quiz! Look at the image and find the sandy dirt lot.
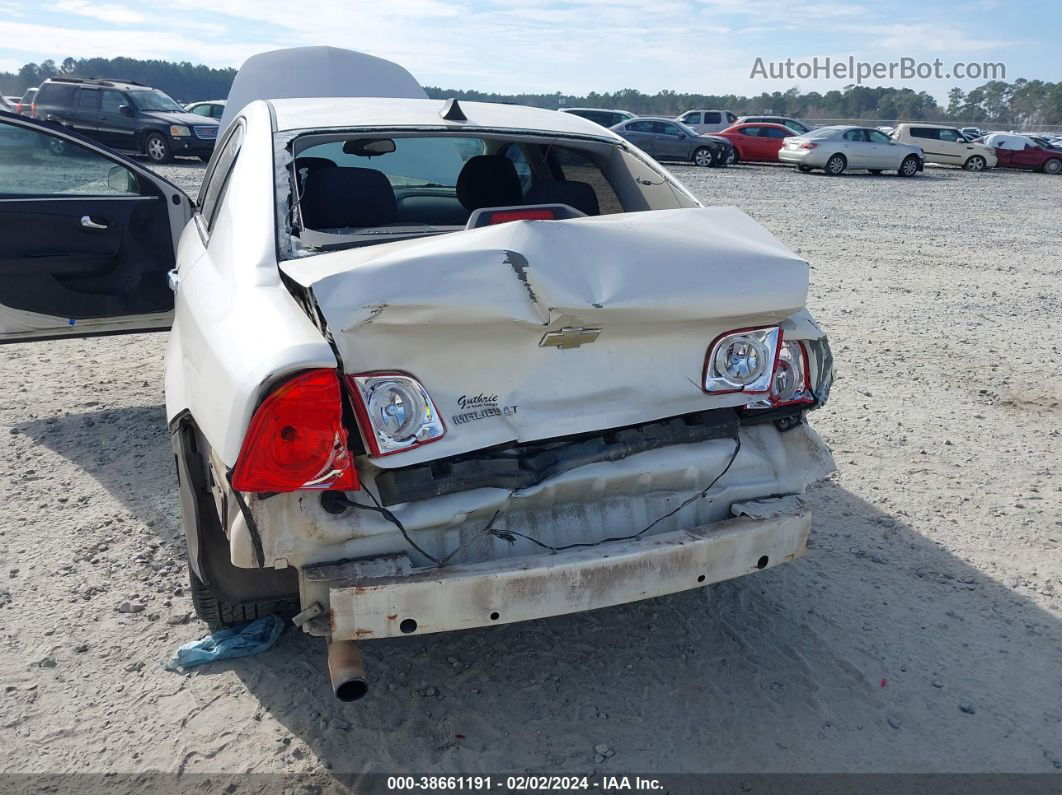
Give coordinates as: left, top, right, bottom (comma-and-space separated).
1, 157, 1060, 781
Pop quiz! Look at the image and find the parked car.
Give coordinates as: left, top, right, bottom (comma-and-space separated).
185, 99, 226, 120
981, 133, 1062, 174
14, 87, 36, 115
676, 109, 738, 134
32, 76, 218, 163
961, 127, 983, 140
610, 117, 734, 166
0, 48, 836, 699
735, 115, 811, 134
779, 125, 924, 176
891, 123, 997, 171
715, 122, 796, 163
558, 107, 636, 128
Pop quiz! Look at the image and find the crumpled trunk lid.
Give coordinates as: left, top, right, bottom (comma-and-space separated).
280, 207, 808, 467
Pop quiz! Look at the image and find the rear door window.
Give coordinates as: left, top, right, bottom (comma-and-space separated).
703, 112, 721, 124
75, 88, 99, 111
763, 127, 789, 138
626, 121, 655, 133
198, 122, 244, 232
909, 127, 939, 140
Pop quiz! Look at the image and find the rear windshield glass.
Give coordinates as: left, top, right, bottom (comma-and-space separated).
804, 127, 840, 138
285, 132, 696, 254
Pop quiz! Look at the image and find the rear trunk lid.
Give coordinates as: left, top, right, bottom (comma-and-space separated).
280, 207, 808, 467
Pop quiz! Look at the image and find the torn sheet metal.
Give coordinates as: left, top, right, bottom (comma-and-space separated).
280, 207, 812, 467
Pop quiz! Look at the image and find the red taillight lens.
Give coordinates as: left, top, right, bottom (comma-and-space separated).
487, 209, 557, 224
231, 369, 359, 493
800, 142, 817, 150
29, 102, 36, 116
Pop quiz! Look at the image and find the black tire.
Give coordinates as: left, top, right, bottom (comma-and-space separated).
144, 132, 172, 164
797, 164, 812, 173
173, 420, 298, 631
869, 169, 883, 175
1042, 158, 1061, 175
692, 146, 714, 167
189, 564, 297, 631
898, 155, 920, 177
963, 155, 987, 172
824, 153, 846, 175
722, 148, 737, 166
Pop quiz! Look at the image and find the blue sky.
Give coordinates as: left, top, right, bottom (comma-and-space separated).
0, 0, 1057, 101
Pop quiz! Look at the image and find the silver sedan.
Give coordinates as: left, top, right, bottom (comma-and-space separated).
779, 125, 924, 176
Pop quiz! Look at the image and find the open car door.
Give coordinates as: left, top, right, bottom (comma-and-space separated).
0, 111, 192, 343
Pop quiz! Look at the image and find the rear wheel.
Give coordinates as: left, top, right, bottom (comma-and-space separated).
174, 420, 298, 630
824, 154, 846, 175
963, 155, 987, 171
898, 155, 920, 177
144, 132, 172, 164
1043, 158, 1061, 175
189, 565, 297, 630
693, 146, 714, 167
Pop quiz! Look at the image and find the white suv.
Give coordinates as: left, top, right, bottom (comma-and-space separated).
676, 109, 737, 133
891, 123, 997, 171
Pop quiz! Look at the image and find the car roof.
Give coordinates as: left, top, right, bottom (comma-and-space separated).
267, 96, 620, 140
42, 77, 148, 91
897, 122, 956, 129
625, 115, 684, 123
561, 107, 631, 114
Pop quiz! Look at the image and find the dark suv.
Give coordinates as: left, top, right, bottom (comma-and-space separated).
32, 77, 218, 163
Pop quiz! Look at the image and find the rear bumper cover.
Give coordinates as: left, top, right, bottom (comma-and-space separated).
305, 497, 811, 640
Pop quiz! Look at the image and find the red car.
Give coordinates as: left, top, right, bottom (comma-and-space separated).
716, 122, 796, 163
981, 134, 1062, 174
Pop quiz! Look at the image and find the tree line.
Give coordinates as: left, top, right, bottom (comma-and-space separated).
3, 56, 1059, 126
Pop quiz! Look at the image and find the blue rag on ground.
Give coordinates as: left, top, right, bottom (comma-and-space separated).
162, 614, 284, 671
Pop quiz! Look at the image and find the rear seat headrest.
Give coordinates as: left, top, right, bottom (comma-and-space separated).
456, 155, 524, 211
300, 167, 397, 230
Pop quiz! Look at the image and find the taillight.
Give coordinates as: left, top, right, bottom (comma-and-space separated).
231, 369, 359, 493
486, 208, 557, 224
765, 341, 814, 406
800, 142, 817, 149
29, 102, 36, 117
346, 372, 445, 457
703, 326, 782, 395
14, 103, 22, 113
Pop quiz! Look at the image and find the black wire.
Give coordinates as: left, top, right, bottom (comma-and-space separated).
486, 436, 741, 554
343, 435, 741, 565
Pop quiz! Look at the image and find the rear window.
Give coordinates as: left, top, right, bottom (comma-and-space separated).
703, 112, 721, 124
36, 83, 75, 106
75, 88, 98, 110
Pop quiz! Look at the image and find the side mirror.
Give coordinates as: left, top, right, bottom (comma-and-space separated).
107, 165, 137, 193
118, 104, 134, 117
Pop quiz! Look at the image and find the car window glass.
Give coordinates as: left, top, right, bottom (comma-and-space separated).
75, 88, 99, 110
189, 104, 211, 116
100, 90, 125, 114
211, 105, 225, 119
867, 130, 891, 144
910, 127, 937, 140
938, 129, 962, 142
787, 121, 808, 133
657, 122, 682, 136
544, 145, 622, 215
0, 120, 139, 196
703, 112, 721, 124
741, 127, 761, 136
198, 122, 244, 231
680, 113, 700, 124
764, 127, 789, 138
627, 120, 655, 133
842, 129, 865, 142
501, 143, 533, 194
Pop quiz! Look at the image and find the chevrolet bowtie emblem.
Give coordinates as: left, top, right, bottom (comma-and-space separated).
539, 327, 602, 350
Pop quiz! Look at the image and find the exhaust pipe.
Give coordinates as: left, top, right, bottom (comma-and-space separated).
327, 638, 368, 702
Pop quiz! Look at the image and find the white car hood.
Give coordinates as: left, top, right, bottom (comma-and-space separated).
281, 207, 809, 467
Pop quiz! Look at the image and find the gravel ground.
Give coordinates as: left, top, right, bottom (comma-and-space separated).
1, 157, 1060, 780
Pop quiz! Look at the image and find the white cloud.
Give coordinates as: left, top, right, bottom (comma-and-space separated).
51, 0, 146, 25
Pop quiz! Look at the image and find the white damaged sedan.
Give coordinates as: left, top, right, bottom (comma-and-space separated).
0, 48, 835, 700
